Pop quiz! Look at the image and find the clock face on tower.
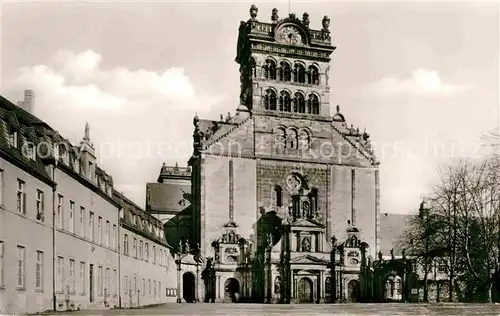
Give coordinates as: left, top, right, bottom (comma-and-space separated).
277, 26, 303, 45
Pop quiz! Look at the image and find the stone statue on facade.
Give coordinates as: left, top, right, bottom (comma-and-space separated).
331, 235, 337, 248
274, 277, 281, 293
301, 237, 311, 252
266, 233, 273, 248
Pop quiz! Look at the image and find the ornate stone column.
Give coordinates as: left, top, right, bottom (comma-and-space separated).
296, 232, 301, 252
217, 275, 221, 301
319, 270, 325, 303
330, 236, 337, 303
311, 234, 316, 253
265, 233, 273, 304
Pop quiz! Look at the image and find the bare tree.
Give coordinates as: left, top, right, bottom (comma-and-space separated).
402, 156, 500, 302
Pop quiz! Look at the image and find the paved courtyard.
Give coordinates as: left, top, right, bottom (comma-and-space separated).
39, 303, 500, 315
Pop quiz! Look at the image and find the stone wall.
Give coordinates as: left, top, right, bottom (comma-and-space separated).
201, 155, 257, 259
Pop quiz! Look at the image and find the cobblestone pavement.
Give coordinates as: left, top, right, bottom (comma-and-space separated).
39, 303, 500, 315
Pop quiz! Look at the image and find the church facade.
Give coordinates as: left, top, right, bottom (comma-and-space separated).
185, 5, 381, 304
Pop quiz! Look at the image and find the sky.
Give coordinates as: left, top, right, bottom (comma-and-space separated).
0, 0, 498, 214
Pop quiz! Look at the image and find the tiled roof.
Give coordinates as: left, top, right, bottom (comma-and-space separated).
146, 182, 191, 213
379, 212, 416, 256
0, 95, 51, 127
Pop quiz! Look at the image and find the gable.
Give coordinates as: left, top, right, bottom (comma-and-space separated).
290, 255, 328, 265
326, 126, 377, 167
290, 217, 324, 228
204, 116, 254, 157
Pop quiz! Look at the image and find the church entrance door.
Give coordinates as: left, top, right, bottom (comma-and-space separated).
297, 277, 313, 303
224, 278, 240, 303
348, 280, 361, 302
182, 272, 196, 303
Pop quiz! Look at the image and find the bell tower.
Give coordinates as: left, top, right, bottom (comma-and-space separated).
235, 5, 336, 117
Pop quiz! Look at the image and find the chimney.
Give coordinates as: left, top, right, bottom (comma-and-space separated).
17, 90, 35, 113
24, 90, 35, 113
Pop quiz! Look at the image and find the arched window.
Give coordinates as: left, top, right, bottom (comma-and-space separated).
395, 277, 402, 295
295, 92, 306, 113
274, 185, 283, 207
385, 277, 394, 299
308, 188, 318, 214
299, 130, 310, 151
279, 91, 291, 112
279, 61, 292, 82
286, 129, 298, 150
308, 94, 320, 115
308, 65, 320, 85
273, 128, 286, 153
264, 59, 277, 80
294, 64, 306, 83
263, 89, 277, 110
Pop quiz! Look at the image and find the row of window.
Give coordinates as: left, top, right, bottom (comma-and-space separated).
11, 174, 119, 251
7, 130, 36, 161
57, 193, 119, 250
127, 213, 164, 240
272, 127, 312, 152
123, 234, 168, 267
263, 90, 320, 115
123, 275, 162, 299
0, 241, 163, 299
5, 123, 110, 197
257, 59, 321, 85
9, 176, 167, 267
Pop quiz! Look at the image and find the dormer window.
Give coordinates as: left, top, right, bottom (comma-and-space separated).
88, 162, 94, 180
58, 144, 69, 164
8, 131, 17, 148
74, 158, 80, 173
24, 142, 36, 160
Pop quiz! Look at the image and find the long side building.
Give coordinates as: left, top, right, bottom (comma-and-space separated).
0, 91, 176, 315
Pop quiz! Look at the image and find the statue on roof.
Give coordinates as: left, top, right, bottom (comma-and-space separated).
249, 4, 258, 21
302, 13, 310, 28
271, 8, 279, 23
84, 122, 90, 140
322, 15, 330, 31
331, 235, 337, 248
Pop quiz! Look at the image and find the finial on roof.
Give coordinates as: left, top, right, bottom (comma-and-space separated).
302, 12, 310, 27
84, 122, 90, 140
336, 105, 340, 113
193, 113, 199, 126
322, 15, 331, 32
249, 4, 258, 20
271, 8, 279, 23
363, 127, 370, 141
